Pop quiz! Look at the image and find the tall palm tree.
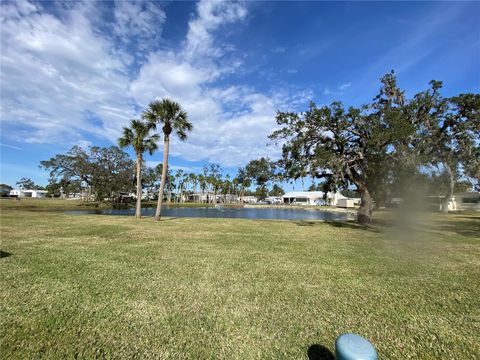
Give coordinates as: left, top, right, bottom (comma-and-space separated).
174, 169, 184, 203
143, 99, 192, 220
118, 119, 159, 218
188, 173, 197, 202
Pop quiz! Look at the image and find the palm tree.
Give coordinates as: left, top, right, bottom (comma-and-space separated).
188, 173, 197, 202
143, 99, 192, 220
118, 119, 159, 218
198, 174, 206, 203
174, 169, 184, 203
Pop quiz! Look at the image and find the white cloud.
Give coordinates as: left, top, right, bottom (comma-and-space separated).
0, 0, 134, 145
323, 82, 352, 96
130, 0, 291, 167
0, 0, 309, 169
322, 88, 337, 96
183, 0, 247, 62
113, 0, 165, 50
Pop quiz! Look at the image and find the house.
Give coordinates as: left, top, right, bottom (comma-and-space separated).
282, 191, 347, 206
242, 196, 258, 204
445, 192, 480, 211
265, 196, 283, 205
9, 189, 48, 198
337, 198, 356, 208
116, 192, 134, 203
421, 192, 479, 212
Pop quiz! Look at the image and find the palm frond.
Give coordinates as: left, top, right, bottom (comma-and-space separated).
118, 126, 134, 148
143, 98, 192, 140
117, 118, 160, 156
145, 134, 160, 155
173, 110, 193, 141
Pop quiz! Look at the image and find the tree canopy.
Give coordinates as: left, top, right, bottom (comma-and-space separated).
270, 71, 479, 222
40, 146, 134, 201
15, 177, 41, 190
410, 82, 480, 211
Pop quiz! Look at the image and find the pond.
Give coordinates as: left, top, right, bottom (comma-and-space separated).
66, 206, 355, 221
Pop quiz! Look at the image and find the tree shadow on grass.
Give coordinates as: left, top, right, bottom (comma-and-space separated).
421, 217, 480, 239
0, 250, 12, 259
292, 219, 382, 233
159, 217, 180, 222
307, 344, 335, 360
325, 220, 382, 233
293, 220, 317, 227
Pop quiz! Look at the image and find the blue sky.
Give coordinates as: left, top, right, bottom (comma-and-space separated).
1, 0, 479, 190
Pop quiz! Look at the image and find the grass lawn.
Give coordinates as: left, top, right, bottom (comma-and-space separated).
0, 198, 236, 211
1, 204, 479, 359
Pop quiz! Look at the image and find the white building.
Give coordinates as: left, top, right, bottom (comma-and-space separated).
282, 191, 347, 206
265, 196, 283, 205
454, 192, 480, 210
337, 198, 357, 208
242, 196, 258, 204
9, 189, 48, 198
442, 192, 480, 211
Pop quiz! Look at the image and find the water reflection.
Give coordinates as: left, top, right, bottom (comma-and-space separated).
66, 206, 353, 221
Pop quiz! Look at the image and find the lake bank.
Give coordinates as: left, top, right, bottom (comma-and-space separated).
243, 203, 357, 213
0, 198, 356, 215
65, 206, 354, 221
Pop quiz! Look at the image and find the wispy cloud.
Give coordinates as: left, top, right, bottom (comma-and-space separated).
349, 3, 472, 103
145, 161, 203, 174
113, 0, 165, 50
0, 143, 24, 151
130, 1, 307, 166
322, 82, 352, 96
0, 0, 308, 168
183, 0, 247, 62
0, 0, 134, 145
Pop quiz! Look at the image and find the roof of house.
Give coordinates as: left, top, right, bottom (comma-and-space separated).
454, 192, 480, 197
11, 189, 47, 193
282, 191, 348, 200
282, 191, 324, 198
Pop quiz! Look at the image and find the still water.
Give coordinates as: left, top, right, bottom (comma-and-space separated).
66, 206, 354, 221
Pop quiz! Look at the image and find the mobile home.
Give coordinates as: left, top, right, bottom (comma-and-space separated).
9, 189, 47, 198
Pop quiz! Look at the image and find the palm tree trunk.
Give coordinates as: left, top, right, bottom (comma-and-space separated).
155, 136, 169, 221
135, 153, 143, 218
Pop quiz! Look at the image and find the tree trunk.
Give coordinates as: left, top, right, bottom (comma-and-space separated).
442, 164, 454, 214
357, 187, 373, 225
155, 136, 169, 221
135, 153, 143, 218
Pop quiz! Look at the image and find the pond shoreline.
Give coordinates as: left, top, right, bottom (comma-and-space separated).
1, 198, 357, 214
66, 206, 355, 221
243, 204, 357, 213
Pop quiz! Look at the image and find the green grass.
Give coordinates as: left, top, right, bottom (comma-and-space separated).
1, 207, 479, 359
0, 198, 111, 211
0, 198, 239, 211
